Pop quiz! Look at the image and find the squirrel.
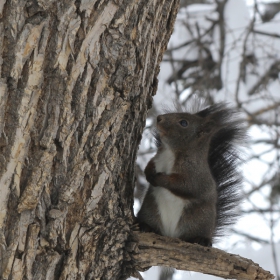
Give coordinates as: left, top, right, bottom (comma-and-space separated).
137, 102, 247, 247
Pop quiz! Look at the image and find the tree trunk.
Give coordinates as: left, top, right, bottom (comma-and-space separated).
0, 0, 179, 279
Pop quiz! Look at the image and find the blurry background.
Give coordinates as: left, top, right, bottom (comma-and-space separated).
132, 0, 280, 279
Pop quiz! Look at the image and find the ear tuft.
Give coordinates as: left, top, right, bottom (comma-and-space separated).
200, 121, 216, 135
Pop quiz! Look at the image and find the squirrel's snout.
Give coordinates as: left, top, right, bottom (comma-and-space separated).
157, 115, 163, 123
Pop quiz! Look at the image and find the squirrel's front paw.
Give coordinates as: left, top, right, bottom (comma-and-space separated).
144, 160, 166, 186
146, 172, 164, 187
144, 160, 157, 184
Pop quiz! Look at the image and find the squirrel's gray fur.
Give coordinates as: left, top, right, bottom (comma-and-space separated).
137, 101, 247, 246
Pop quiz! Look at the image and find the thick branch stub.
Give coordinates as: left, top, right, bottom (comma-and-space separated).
129, 232, 274, 280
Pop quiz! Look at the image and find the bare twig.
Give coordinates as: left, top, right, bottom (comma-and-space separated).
253, 29, 280, 39
215, 0, 227, 84
235, 1, 257, 105
270, 201, 280, 280
242, 208, 280, 214
231, 229, 270, 244
247, 60, 280, 96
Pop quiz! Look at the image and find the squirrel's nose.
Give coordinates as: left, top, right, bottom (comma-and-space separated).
157, 115, 163, 123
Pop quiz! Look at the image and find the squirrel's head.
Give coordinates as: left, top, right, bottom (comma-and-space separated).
155, 103, 246, 155
156, 112, 217, 151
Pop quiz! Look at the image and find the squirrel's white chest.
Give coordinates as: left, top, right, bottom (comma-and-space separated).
153, 187, 185, 237
154, 147, 175, 174
153, 146, 185, 237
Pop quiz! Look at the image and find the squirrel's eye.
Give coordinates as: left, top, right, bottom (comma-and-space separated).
179, 120, 188, 127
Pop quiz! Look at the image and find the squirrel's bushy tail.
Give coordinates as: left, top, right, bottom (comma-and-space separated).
196, 104, 247, 239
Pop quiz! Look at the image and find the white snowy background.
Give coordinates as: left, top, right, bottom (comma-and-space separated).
131, 0, 280, 279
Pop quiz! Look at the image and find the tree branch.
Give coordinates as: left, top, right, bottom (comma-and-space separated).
129, 232, 275, 280
231, 229, 270, 245
253, 29, 280, 39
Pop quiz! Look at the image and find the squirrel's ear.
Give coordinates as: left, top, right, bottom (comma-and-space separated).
199, 121, 216, 135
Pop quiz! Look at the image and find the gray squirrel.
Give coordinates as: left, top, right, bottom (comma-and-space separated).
137, 103, 247, 247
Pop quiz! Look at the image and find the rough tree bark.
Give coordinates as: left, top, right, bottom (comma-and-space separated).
0, 0, 179, 279
0, 1, 275, 280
